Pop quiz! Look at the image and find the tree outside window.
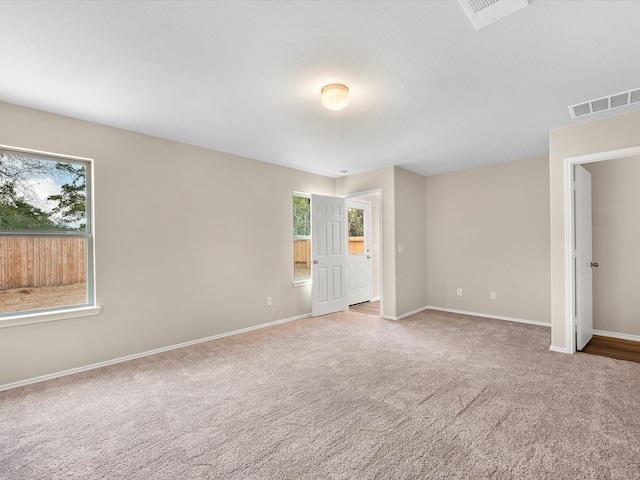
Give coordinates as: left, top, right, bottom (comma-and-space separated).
293, 193, 311, 281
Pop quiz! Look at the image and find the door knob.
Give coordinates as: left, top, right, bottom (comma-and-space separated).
591, 262, 599, 268
313, 260, 318, 264
367, 256, 372, 259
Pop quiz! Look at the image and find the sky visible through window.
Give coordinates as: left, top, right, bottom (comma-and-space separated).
0, 153, 86, 231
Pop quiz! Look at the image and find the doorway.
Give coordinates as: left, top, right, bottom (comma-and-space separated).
346, 198, 372, 306
581, 156, 640, 359
563, 145, 640, 353
305, 190, 383, 318
345, 190, 382, 317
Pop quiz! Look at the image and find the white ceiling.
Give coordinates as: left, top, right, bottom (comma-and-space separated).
2, 0, 640, 177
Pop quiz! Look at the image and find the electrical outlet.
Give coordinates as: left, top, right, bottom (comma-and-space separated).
266, 296, 272, 306
490, 291, 496, 300
457, 288, 462, 296
398, 245, 404, 254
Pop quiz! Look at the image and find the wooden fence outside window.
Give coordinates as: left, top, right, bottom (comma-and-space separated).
0, 237, 86, 290
294, 237, 364, 267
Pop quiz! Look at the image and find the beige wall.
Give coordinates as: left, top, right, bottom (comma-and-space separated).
583, 156, 640, 337
549, 110, 640, 351
13, 95, 630, 383
0, 101, 335, 385
1, 102, 433, 385
426, 156, 551, 323
336, 166, 429, 319
394, 167, 428, 315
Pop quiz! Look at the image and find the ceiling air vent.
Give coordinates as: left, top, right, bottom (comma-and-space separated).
569, 88, 640, 119
458, 0, 529, 30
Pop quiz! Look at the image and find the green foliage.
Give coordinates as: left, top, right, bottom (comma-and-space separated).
293, 197, 364, 237
0, 182, 58, 230
47, 163, 86, 230
293, 195, 310, 236
348, 208, 364, 237
0, 153, 87, 232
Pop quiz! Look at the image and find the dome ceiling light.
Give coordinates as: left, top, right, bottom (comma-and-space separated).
321, 83, 350, 111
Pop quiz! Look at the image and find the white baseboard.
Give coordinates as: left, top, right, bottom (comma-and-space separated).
549, 345, 568, 354
383, 305, 429, 321
370, 296, 381, 302
0, 313, 311, 392
593, 329, 640, 343
426, 306, 551, 328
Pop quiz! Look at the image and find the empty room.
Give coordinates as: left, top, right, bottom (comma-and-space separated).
2, 1, 640, 478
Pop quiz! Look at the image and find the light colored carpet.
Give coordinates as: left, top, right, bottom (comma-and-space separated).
2, 309, 640, 479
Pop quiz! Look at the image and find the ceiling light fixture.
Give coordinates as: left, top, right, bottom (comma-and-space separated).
321, 83, 350, 111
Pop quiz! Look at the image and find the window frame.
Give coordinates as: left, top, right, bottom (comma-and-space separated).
0, 144, 100, 328
293, 191, 311, 285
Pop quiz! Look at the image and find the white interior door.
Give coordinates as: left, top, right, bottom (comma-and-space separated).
311, 194, 347, 317
575, 165, 593, 351
346, 199, 372, 305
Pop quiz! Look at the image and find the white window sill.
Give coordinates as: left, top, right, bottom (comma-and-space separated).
0, 306, 102, 329
293, 280, 311, 287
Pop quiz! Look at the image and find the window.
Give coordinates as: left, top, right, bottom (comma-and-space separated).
293, 192, 311, 282
0, 146, 96, 320
348, 207, 365, 254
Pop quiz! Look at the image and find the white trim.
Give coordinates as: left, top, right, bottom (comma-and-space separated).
565, 146, 640, 165
426, 306, 551, 327
383, 305, 429, 321
563, 155, 576, 354
593, 329, 640, 343
562, 145, 640, 354
0, 306, 101, 329
87, 155, 97, 307
0, 143, 92, 163
0, 313, 310, 391
371, 296, 381, 302
549, 345, 568, 354
343, 189, 382, 199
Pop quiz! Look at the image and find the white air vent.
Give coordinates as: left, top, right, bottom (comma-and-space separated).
569, 88, 640, 119
459, 0, 529, 30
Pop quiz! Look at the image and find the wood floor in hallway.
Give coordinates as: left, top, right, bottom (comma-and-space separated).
582, 335, 640, 364
349, 300, 380, 316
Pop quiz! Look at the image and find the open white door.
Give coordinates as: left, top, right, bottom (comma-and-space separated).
346, 199, 372, 306
575, 165, 593, 351
311, 194, 347, 317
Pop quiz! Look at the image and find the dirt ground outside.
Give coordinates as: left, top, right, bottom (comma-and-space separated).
294, 265, 311, 282
0, 283, 86, 314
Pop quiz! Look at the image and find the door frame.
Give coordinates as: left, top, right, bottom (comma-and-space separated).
344, 189, 383, 316
563, 145, 640, 353
573, 165, 593, 351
